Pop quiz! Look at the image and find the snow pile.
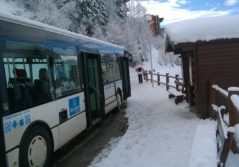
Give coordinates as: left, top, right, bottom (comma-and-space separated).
226, 125, 239, 167
91, 67, 217, 167
188, 120, 217, 167
165, 15, 239, 44
231, 95, 239, 112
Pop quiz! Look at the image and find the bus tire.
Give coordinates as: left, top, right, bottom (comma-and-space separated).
19, 126, 53, 167
116, 92, 122, 111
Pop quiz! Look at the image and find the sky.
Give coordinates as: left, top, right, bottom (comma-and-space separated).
139, 0, 239, 25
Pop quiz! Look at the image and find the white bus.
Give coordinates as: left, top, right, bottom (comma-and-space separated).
0, 13, 131, 167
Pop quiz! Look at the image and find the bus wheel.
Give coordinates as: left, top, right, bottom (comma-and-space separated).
20, 126, 53, 167
117, 92, 122, 110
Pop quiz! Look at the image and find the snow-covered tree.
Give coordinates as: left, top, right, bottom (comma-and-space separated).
16, 0, 72, 30
71, 0, 108, 36
2, 0, 179, 65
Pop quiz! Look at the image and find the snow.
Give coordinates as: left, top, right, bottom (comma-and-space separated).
141, 48, 182, 87
234, 124, 239, 150
226, 151, 239, 167
188, 120, 217, 167
228, 87, 239, 92
91, 65, 218, 167
142, 48, 181, 77
211, 104, 218, 112
217, 106, 229, 139
231, 95, 239, 112
165, 15, 239, 44
226, 124, 239, 167
212, 85, 228, 97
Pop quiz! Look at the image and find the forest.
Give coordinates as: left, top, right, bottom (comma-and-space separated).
1, 0, 178, 65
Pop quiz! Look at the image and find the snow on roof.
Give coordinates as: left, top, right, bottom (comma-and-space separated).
165, 15, 239, 44
0, 12, 124, 50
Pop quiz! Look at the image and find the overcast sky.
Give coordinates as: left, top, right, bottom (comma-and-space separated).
139, 0, 239, 25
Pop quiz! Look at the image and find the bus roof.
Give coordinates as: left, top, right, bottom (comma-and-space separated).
0, 12, 125, 51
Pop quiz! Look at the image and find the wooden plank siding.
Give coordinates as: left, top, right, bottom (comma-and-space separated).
171, 40, 239, 118
195, 41, 239, 118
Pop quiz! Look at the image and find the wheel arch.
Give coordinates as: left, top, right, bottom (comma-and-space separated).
19, 120, 54, 167
20, 120, 54, 150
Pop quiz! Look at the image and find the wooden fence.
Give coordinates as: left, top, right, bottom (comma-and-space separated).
144, 70, 185, 93
209, 84, 239, 166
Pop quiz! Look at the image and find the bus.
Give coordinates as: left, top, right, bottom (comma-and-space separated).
0, 12, 131, 167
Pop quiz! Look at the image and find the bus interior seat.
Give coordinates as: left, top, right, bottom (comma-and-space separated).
7, 69, 33, 112
33, 68, 52, 104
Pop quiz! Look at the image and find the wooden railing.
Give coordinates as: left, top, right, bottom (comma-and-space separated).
143, 70, 185, 93
209, 84, 239, 166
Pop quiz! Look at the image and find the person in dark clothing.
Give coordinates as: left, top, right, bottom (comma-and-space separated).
136, 66, 144, 83
33, 68, 51, 104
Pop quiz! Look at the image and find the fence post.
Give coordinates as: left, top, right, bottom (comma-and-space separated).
228, 89, 239, 126
220, 131, 235, 165
157, 73, 160, 86
228, 89, 239, 154
146, 71, 148, 81
209, 82, 216, 118
151, 70, 154, 84
175, 74, 179, 91
166, 73, 169, 91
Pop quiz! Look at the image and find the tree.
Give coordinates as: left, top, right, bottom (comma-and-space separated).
72, 0, 108, 36
16, 0, 71, 30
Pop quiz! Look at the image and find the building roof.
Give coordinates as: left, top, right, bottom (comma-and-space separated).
165, 15, 239, 45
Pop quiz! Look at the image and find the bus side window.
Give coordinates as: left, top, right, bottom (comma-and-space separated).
33, 68, 52, 105
3, 54, 34, 113
101, 62, 107, 83
53, 46, 82, 98
2, 40, 54, 114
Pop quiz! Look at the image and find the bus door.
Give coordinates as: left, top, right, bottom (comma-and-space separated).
84, 53, 104, 125
0, 105, 6, 167
0, 52, 7, 167
119, 57, 131, 100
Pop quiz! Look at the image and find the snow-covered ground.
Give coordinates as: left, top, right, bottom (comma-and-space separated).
91, 65, 218, 167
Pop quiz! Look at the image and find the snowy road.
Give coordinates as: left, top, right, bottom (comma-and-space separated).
91, 69, 217, 167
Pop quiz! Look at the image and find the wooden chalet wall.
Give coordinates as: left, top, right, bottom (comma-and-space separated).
195, 40, 239, 118
171, 40, 239, 118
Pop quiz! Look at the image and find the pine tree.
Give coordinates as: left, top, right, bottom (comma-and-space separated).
71, 0, 108, 36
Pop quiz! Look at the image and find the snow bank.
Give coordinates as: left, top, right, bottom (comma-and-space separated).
226, 124, 239, 167
188, 120, 217, 167
231, 95, 239, 112
165, 15, 239, 44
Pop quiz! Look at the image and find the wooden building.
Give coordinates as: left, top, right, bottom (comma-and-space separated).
165, 16, 239, 118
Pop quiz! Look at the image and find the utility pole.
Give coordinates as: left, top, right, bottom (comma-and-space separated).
145, 14, 154, 87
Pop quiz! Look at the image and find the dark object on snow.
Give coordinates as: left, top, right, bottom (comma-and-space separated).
168, 93, 175, 99
168, 90, 185, 105
174, 95, 185, 105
